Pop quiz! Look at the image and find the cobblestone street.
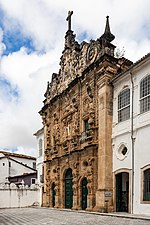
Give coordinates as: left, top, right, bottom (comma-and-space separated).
0, 208, 150, 225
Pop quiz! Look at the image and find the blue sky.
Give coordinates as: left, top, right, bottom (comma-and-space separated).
0, 77, 19, 100
3, 31, 35, 55
0, 8, 35, 55
0, 0, 149, 156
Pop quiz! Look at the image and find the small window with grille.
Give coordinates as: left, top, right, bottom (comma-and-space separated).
118, 89, 130, 122
140, 75, 150, 113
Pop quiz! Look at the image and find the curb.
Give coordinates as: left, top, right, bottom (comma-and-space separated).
44, 207, 150, 221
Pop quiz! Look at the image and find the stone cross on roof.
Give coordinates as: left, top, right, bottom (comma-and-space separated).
66, 11, 73, 30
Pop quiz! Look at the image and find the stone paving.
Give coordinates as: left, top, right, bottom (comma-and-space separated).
0, 207, 150, 225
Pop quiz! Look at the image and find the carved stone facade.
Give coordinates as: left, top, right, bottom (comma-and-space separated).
40, 13, 132, 212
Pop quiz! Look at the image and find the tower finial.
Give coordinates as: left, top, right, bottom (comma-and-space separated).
105, 16, 110, 33
66, 11, 73, 31
100, 16, 115, 42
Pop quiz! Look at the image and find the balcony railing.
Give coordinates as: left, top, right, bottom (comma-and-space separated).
79, 130, 92, 144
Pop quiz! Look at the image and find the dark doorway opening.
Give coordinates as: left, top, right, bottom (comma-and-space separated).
65, 168, 73, 209
116, 172, 129, 212
81, 177, 88, 210
52, 182, 56, 207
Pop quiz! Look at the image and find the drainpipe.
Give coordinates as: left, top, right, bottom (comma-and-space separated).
130, 71, 134, 214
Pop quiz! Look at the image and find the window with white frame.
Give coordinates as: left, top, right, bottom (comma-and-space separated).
140, 75, 150, 113
143, 168, 150, 201
118, 89, 130, 122
39, 138, 42, 156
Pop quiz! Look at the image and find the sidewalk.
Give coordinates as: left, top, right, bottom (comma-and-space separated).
53, 208, 150, 221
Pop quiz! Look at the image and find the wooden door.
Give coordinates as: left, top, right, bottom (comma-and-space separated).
81, 177, 88, 210
65, 169, 73, 209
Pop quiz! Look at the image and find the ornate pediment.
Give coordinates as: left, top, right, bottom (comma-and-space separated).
43, 15, 117, 104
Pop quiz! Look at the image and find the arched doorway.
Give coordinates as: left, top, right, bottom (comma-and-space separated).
116, 172, 129, 212
65, 168, 73, 209
81, 177, 88, 210
52, 182, 56, 207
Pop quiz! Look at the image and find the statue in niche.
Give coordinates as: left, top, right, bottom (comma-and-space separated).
71, 52, 79, 78
83, 97, 90, 116
62, 120, 69, 141
86, 82, 93, 99
53, 115, 60, 144
72, 111, 79, 135
84, 83, 95, 125
89, 99, 94, 113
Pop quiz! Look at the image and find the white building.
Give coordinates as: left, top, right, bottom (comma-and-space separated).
112, 53, 150, 214
34, 127, 44, 206
0, 151, 36, 185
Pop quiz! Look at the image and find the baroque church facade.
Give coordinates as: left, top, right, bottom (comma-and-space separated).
40, 12, 132, 212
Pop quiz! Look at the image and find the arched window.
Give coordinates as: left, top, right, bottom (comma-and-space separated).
118, 89, 130, 122
140, 75, 150, 113
143, 168, 150, 201
39, 139, 42, 156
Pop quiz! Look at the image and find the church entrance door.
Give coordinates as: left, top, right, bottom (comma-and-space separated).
65, 168, 73, 209
81, 177, 88, 210
52, 182, 56, 207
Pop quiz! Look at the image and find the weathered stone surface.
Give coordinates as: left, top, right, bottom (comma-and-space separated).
40, 14, 132, 212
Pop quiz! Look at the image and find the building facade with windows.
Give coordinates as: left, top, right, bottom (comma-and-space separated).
111, 53, 150, 214
39, 13, 132, 212
34, 127, 44, 206
0, 151, 37, 186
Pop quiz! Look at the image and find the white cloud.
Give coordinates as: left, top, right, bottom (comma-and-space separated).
0, 47, 60, 156
0, 28, 6, 56
0, 0, 149, 57
0, 0, 149, 156
0, 0, 66, 51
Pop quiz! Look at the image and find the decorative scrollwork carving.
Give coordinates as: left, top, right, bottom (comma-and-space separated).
86, 44, 98, 63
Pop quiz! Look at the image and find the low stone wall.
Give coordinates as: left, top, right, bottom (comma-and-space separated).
0, 183, 40, 208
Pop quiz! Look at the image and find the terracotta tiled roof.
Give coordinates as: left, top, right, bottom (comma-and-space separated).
110, 52, 150, 83
0, 151, 36, 160
9, 171, 37, 179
